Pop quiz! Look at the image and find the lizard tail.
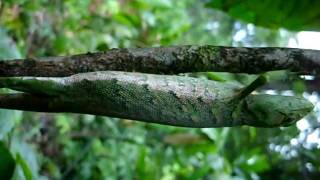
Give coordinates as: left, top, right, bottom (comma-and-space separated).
0, 77, 65, 96
0, 93, 55, 112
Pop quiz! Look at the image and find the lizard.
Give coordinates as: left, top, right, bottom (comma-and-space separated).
0, 71, 314, 128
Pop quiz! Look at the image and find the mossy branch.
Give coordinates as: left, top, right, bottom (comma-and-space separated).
0, 45, 319, 77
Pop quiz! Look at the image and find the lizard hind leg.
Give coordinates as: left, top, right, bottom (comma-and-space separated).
237, 74, 268, 99
0, 77, 65, 96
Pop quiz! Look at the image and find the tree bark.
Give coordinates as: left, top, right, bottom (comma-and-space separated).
0, 45, 319, 77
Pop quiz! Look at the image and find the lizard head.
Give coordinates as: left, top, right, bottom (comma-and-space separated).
235, 94, 314, 127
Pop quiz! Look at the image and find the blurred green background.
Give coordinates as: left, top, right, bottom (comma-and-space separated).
0, 0, 320, 179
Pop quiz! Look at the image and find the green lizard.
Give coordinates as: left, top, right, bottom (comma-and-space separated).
0, 71, 314, 128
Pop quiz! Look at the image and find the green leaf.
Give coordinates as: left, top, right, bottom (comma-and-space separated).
15, 153, 32, 180
96, 42, 109, 51
206, 72, 227, 82
0, 141, 15, 180
55, 114, 71, 134
207, 0, 320, 31
292, 80, 306, 95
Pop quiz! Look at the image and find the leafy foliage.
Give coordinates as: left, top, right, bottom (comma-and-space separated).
0, 0, 319, 179
0, 141, 15, 180
206, 0, 320, 31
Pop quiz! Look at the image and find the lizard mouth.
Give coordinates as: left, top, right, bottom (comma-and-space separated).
278, 105, 314, 127
280, 116, 298, 127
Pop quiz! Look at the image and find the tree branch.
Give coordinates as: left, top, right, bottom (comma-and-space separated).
0, 45, 319, 77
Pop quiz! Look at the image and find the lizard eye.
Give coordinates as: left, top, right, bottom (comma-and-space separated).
257, 111, 288, 127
